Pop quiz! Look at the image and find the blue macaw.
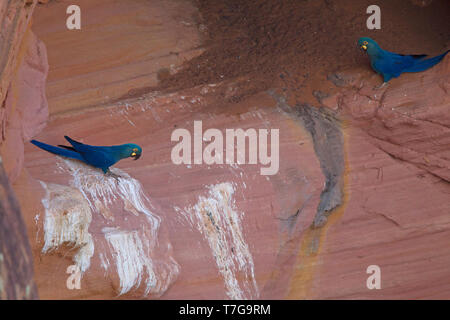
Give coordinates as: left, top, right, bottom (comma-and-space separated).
358, 37, 449, 86
30, 136, 142, 174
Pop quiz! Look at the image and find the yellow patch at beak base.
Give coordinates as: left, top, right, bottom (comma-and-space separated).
361, 45, 367, 50
131, 152, 136, 157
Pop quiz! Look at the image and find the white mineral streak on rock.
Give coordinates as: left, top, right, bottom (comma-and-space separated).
52, 159, 179, 296
99, 253, 110, 273
103, 227, 180, 296
61, 159, 161, 244
62, 159, 157, 219
40, 181, 94, 273
184, 182, 259, 299
103, 227, 156, 295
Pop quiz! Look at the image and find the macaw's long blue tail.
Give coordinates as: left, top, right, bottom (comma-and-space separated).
30, 140, 84, 161
404, 50, 449, 73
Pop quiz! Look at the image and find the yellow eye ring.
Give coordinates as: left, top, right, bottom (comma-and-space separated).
363, 41, 368, 45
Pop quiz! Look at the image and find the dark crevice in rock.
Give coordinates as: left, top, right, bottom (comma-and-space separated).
269, 91, 345, 228
294, 104, 345, 228
275, 195, 312, 235
0, 160, 38, 299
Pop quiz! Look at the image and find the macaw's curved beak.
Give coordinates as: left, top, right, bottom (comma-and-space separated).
361, 45, 367, 51
131, 152, 141, 160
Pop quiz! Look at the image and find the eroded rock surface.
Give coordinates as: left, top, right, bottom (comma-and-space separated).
0, 0, 42, 300
32, 0, 204, 115
0, 30, 48, 182
0, 158, 38, 299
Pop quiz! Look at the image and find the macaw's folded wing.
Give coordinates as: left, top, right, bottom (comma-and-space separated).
64, 135, 98, 153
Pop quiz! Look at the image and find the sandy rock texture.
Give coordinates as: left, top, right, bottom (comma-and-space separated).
0, 0, 36, 104
32, 0, 204, 115
1, 0, 48, 183
0, 156, 38, 299
0, 30, 48, 182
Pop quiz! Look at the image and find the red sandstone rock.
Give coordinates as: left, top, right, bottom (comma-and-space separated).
0, 0, 37, 104
0, 1, 40, 299
304, 125, 450, 299
32, 0, 204, 115
0, 31, 48, 182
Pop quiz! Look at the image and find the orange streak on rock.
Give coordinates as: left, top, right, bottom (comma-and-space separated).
287, 125, 350, 299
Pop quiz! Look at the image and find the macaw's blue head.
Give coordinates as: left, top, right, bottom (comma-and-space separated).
358, 37, 381, 55
123, 143, 142, 160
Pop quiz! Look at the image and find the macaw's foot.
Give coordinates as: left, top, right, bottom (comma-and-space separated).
374, 82, 388, 90
105, 171, 122, 182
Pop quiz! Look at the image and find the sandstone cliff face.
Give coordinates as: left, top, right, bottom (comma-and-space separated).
0, 0, 36, 105
1, 0, 449, 300
1, 1, 48, 182
32, 0, 204, 115
0, 156, 38, 299
0, 0, 42, 300
0, 30, 48, 183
